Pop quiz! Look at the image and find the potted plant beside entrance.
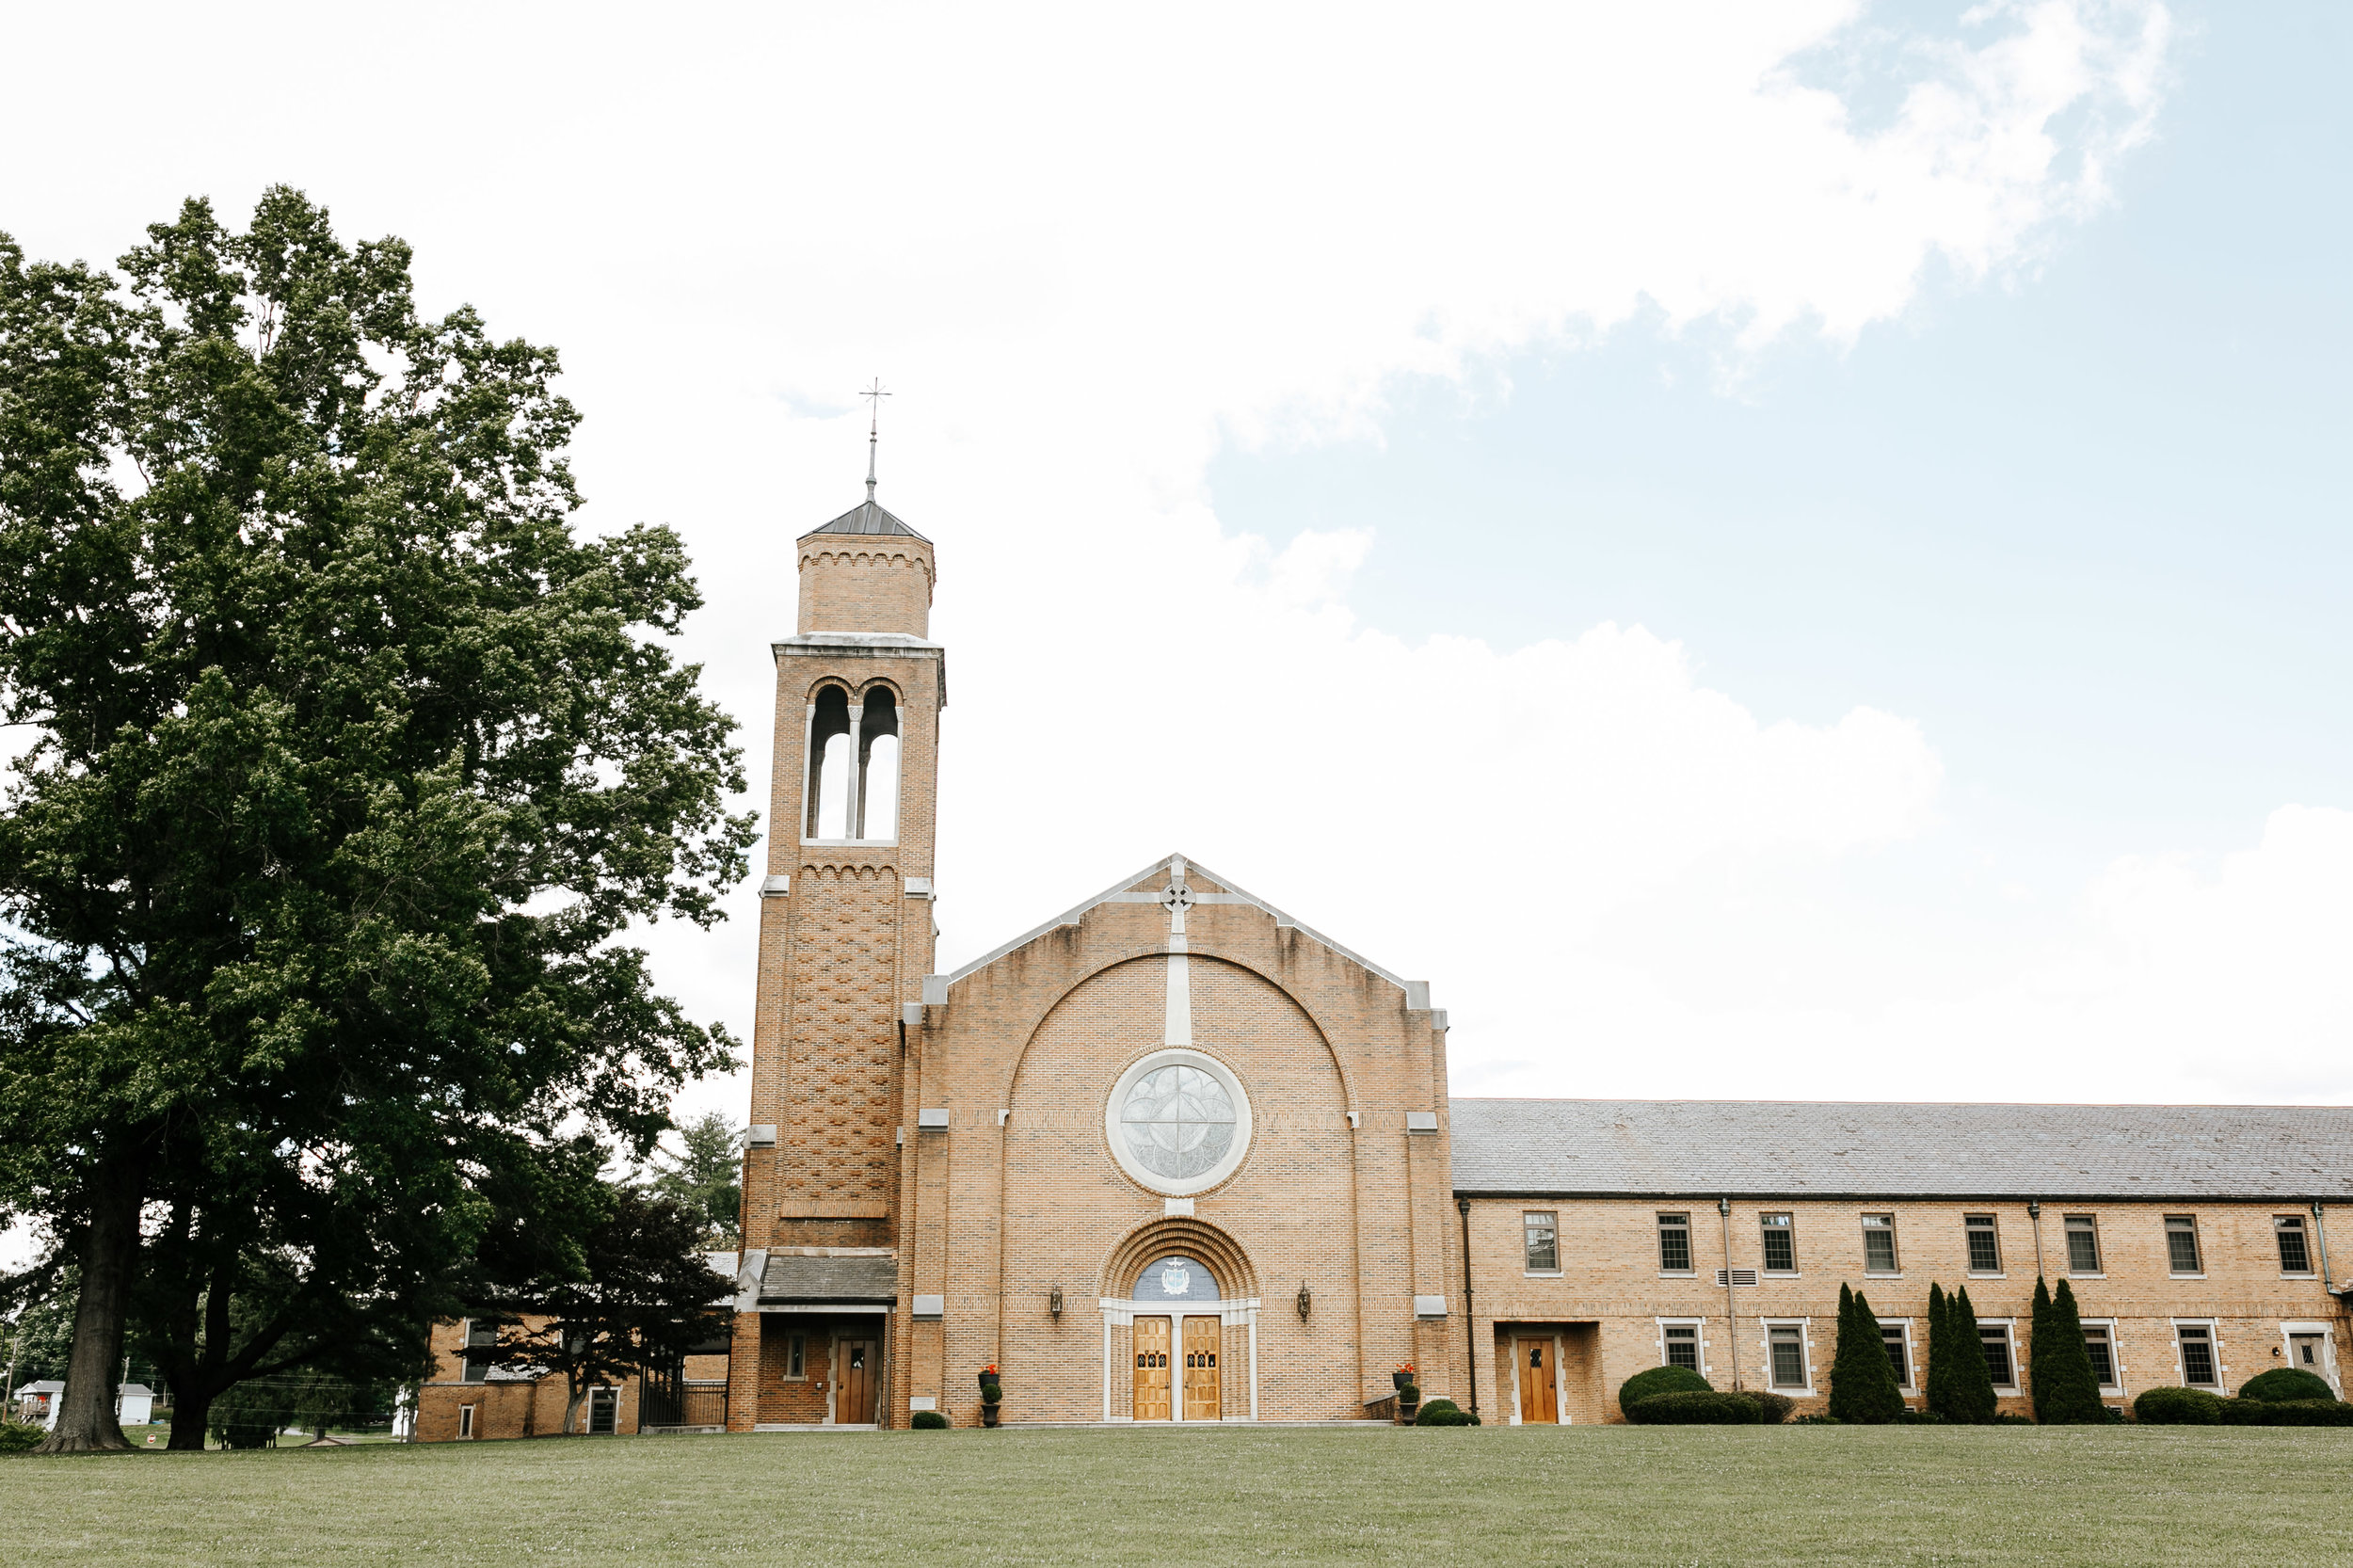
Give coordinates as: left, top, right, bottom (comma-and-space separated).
979, 1365, 1002, 1428
1392, 1363, 1419, 1423
1392, 1362, 1417, 1392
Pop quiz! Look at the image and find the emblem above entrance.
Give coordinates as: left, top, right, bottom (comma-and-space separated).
1106, 1048, 1254, 1196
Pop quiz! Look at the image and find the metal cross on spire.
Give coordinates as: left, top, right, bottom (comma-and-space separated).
862, 378, 890, 501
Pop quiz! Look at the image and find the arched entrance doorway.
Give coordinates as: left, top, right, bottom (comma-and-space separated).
1096, 1221, 1262, 1423
1129, 1256, 1223, 1421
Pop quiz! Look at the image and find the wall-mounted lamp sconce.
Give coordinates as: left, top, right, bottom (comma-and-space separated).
1296, 1282, 1312, 1320
1048, 1288, 1064, 1319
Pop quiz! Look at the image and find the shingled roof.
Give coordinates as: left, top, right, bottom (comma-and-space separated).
803, 497, 928, 541
758, 1252, 899, 1305
1449, 1098, 2353, 1201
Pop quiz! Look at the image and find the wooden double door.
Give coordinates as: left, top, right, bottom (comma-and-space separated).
1133, 1316, 1221, 1421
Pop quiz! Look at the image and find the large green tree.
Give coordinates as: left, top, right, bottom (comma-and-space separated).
0, 189, 754, 1450
645, 1111, 744, 1247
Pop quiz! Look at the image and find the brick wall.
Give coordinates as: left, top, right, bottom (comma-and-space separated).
1462, 1194, 2350, 1422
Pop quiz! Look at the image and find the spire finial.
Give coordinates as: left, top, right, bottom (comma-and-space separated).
861, 378, 890, 501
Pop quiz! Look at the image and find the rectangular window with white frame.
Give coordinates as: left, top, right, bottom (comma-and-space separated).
1963, 1214, 2002, 1274
2064, 1214, 2102, 1274
2174, 1322, 2220, 1389
1766, 1321, 1811, 1391
1759, 1212, 1797, 1274
2164, 1215, 2202, 1275
1879, 1319, 1913, 1390
1658, 1320, 1704, 1373
1657, 1212, 1693, 1274
1524, 1210, 1560, 1273
1862, 1213, 1899, 1274
2081, 1320, 2121, 1391
457, 1403, 476, 1439
2275, 1215, 2313, 1275
1977, 1320, 2017, 1389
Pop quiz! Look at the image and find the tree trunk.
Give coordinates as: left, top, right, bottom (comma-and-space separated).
165, 1384, 215, 1451
560, 1380, 586, 1437
36, 1157, 140, 1452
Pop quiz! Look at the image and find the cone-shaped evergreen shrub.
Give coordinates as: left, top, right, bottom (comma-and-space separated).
1948, 1285, 1999, 1423
1828, 1283, 1904, 1423
1924, 1283, 1954, 1420
2027, 1277, 2055, 1421
2033, 1278, 2106, 1423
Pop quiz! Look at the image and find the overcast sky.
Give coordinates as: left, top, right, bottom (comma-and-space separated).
6, 1, 2347, 1131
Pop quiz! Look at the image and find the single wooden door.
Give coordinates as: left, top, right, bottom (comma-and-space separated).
1181, 1316, 1222, 1421
837, 1338, 876, 1424
1134, 1317, 1173, 1420
1518, 1339, 1559, 1424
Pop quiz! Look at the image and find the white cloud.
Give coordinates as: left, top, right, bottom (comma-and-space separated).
20, 1, 2308, 1130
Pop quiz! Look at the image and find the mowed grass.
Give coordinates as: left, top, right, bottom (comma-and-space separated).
8, 1424, 2351, 1566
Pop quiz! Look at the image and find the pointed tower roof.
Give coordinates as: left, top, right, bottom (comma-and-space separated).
804, 497, 929, 541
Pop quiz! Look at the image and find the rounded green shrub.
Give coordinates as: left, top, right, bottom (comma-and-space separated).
1415, 1399, 1478, 1426
1398, 1384, 1420, 1403
0, 1421, 45, 1455
2134, 1386, 2224, 1424
2221, 1397, 2353, 1427
1617, 1365, 1711, 1418
1749, 1392, 1795, 1424
2237, 1368, 2336, 1404
1627, 1391, 1764, 1425
910, 1410, 950, 1430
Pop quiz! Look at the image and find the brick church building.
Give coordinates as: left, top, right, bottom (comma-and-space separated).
709, 480, 2353, 1432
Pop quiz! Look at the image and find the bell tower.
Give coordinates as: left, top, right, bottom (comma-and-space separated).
728, 462, 943, 1427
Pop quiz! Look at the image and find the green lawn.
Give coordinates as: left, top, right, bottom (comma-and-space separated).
7, 1425, 2348, 1565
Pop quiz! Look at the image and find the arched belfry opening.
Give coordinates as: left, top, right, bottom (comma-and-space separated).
806, 683, 902, 842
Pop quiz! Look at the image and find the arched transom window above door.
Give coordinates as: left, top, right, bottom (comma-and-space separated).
1105, 1048, 1254, 1196
1131, 1255, 1222, 1304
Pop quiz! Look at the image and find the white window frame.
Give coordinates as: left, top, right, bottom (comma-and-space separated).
584, 1384, 620, 1434
2280, 1321, 2341, 1398
1977, 1318, 2020, 1391
1876, 1317, 1916, 1393
1861, 1213, 1901, 1277
2163, 1214, 2205, 1278
1760, 1318, 1815, 1396
457, 1402, 476, 1440
2063, 1214, 2105, 1277
1656, 1212, 1697, 1276
2275, 1215, 2317, 1277
1522, 1209, 1562, 1277
2170, 1319, 2224, 1392
1758, 1212, 1799, 1277
2079, 1317, 2125, 1395
1962, 1214, 2005, 1277
1655, 1317, 1709, 1379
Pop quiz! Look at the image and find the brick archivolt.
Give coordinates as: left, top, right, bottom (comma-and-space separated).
1000, 950, 1358, 1120
1100, 1216, 1260, 1304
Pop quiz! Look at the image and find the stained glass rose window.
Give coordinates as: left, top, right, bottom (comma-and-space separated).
1119, 1065, 1237, 1180
1104, 1049, 1252, 1194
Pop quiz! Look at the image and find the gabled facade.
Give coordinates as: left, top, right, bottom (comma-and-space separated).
728, 491, 1461, 1429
